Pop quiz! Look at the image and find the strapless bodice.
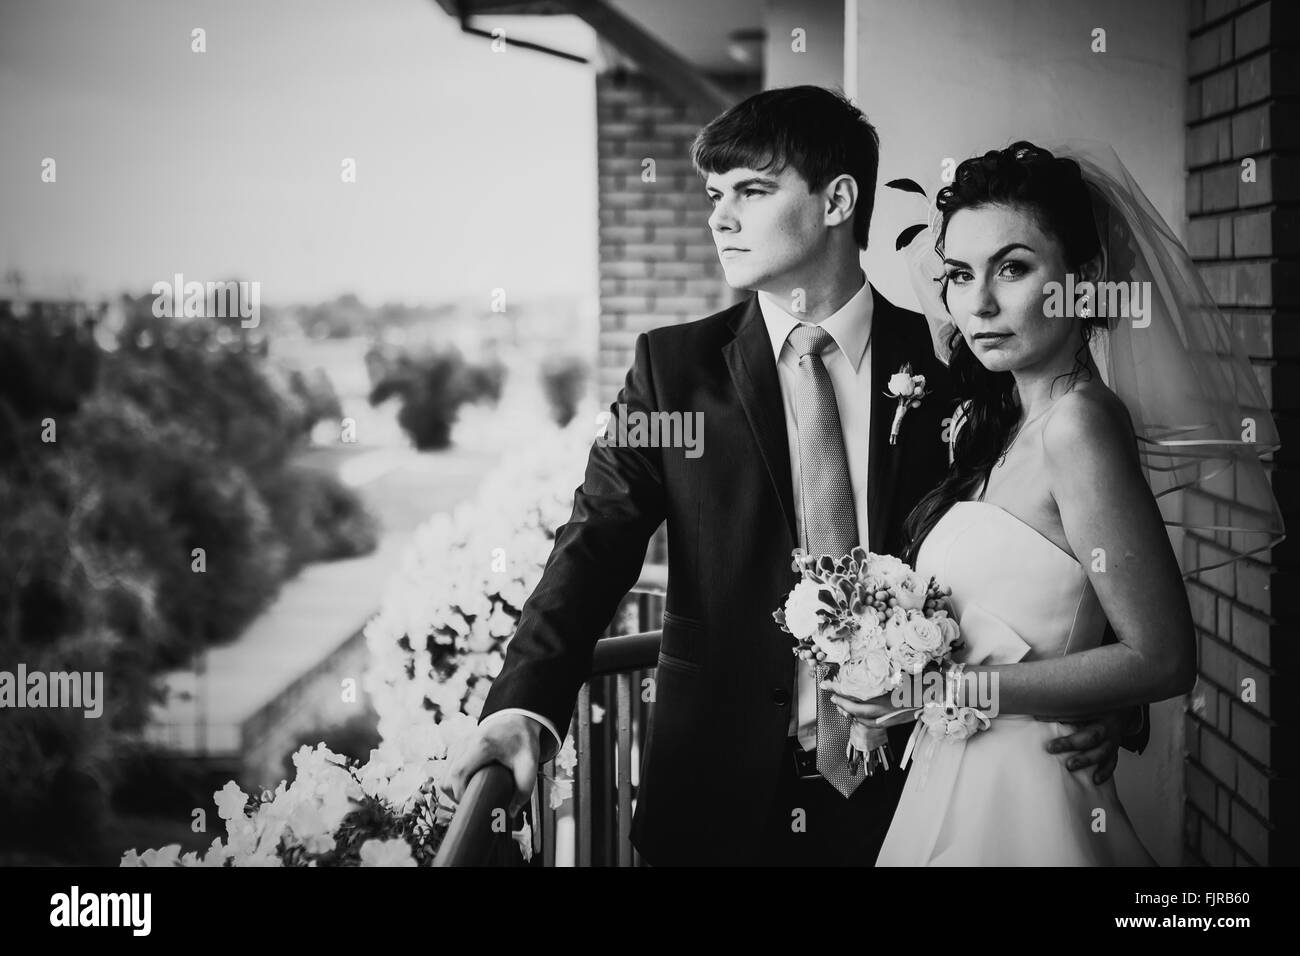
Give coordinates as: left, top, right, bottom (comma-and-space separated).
915, 501, 1107, 665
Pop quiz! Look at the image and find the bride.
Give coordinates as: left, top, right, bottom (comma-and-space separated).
826, 141, 1283, 865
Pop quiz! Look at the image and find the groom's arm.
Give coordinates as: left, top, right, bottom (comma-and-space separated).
477, 331, 669, 761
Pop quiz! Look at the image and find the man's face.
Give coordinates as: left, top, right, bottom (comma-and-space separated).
704, 165, 826, 293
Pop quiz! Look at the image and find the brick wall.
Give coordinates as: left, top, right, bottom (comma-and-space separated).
595, 69, 759, 404
1183, 0, 1300, 866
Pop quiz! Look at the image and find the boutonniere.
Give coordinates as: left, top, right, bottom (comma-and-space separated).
885, 362, 929, 445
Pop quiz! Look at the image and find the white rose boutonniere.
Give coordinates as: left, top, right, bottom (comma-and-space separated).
885, 361, 929, 445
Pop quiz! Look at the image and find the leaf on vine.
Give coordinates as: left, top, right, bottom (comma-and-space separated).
885, 178, 927, 197
895, 223, 928, 252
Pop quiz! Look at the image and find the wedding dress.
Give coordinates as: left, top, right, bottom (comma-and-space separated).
876, 405, 1154, 866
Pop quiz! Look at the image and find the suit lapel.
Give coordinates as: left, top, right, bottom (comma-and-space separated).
867, 286, 907, 554
722, 296, 797, 549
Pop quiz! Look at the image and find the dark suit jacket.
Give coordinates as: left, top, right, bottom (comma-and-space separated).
480, 287, 956, 865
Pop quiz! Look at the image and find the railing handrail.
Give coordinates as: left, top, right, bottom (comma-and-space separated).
590, 629, 661, 676
630, 563, 666, 595
432, 763, 516, 866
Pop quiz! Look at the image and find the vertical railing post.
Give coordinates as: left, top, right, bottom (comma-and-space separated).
599, 672, 616, 864
575, 683, 592, 868
616, 670, 634, 867
535, 757, 556, 867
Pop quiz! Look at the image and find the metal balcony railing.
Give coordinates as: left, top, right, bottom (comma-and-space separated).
434, 564, 665, 867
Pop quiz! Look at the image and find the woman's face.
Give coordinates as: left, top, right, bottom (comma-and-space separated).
940, 203, 1083, 376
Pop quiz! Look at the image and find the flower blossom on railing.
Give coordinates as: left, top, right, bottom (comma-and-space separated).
122, 720, 477, 866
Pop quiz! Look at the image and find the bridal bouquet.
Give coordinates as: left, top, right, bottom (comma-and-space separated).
773, 546, 961, 774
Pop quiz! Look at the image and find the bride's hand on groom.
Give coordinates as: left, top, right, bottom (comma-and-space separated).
1039, 710, 1128, 784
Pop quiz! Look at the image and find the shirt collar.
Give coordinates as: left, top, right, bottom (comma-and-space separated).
757, 272, 873, 372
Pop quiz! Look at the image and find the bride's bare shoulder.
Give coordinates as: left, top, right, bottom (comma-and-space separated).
1041, 380, 1137, 465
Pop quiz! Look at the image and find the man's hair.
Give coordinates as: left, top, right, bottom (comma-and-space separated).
690, 85, 881, 249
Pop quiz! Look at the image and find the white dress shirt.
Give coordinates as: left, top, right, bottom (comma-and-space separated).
757, 274, 874, 750
481, 274, 875, 759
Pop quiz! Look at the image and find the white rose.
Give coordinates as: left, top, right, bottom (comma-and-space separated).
893, 572, 929, 611
838, 657, 889, 701
864, 646, 892, 685
887, 371, 915, 396
904, 614, 943, 654
783, 579, 827, 641
933, 614, 961, 652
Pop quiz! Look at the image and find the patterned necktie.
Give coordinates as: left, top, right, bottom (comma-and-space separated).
788, 324, 862, 798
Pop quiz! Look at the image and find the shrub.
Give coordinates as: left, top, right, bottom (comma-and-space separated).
539, 354, 590, 427
366, 343, 507, 450
260, 466, 379, 569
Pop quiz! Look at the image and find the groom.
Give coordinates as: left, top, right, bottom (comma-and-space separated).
445, 86, 1141, 865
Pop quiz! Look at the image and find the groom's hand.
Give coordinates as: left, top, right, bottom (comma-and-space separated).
1040, 711, 1127, 784
440, 713, 541, 817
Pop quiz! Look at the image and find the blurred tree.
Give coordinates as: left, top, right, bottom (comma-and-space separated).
0, 297, 379, 862
366, 343, 507, 450
539, 354, 590, 427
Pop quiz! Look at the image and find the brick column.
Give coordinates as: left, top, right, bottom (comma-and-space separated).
595, 69, 759, 404
1183, 0, 1300, 866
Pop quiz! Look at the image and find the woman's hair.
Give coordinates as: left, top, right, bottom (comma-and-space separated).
690, 85, 880, 249
900, 141, 1107, 566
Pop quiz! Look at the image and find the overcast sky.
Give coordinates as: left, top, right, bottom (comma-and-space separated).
0, 0, 599, 306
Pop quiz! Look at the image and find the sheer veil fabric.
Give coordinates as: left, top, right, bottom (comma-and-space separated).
900, 141, 1285, 579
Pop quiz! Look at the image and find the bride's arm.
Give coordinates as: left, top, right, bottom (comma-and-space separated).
959, 389, 1197, 716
